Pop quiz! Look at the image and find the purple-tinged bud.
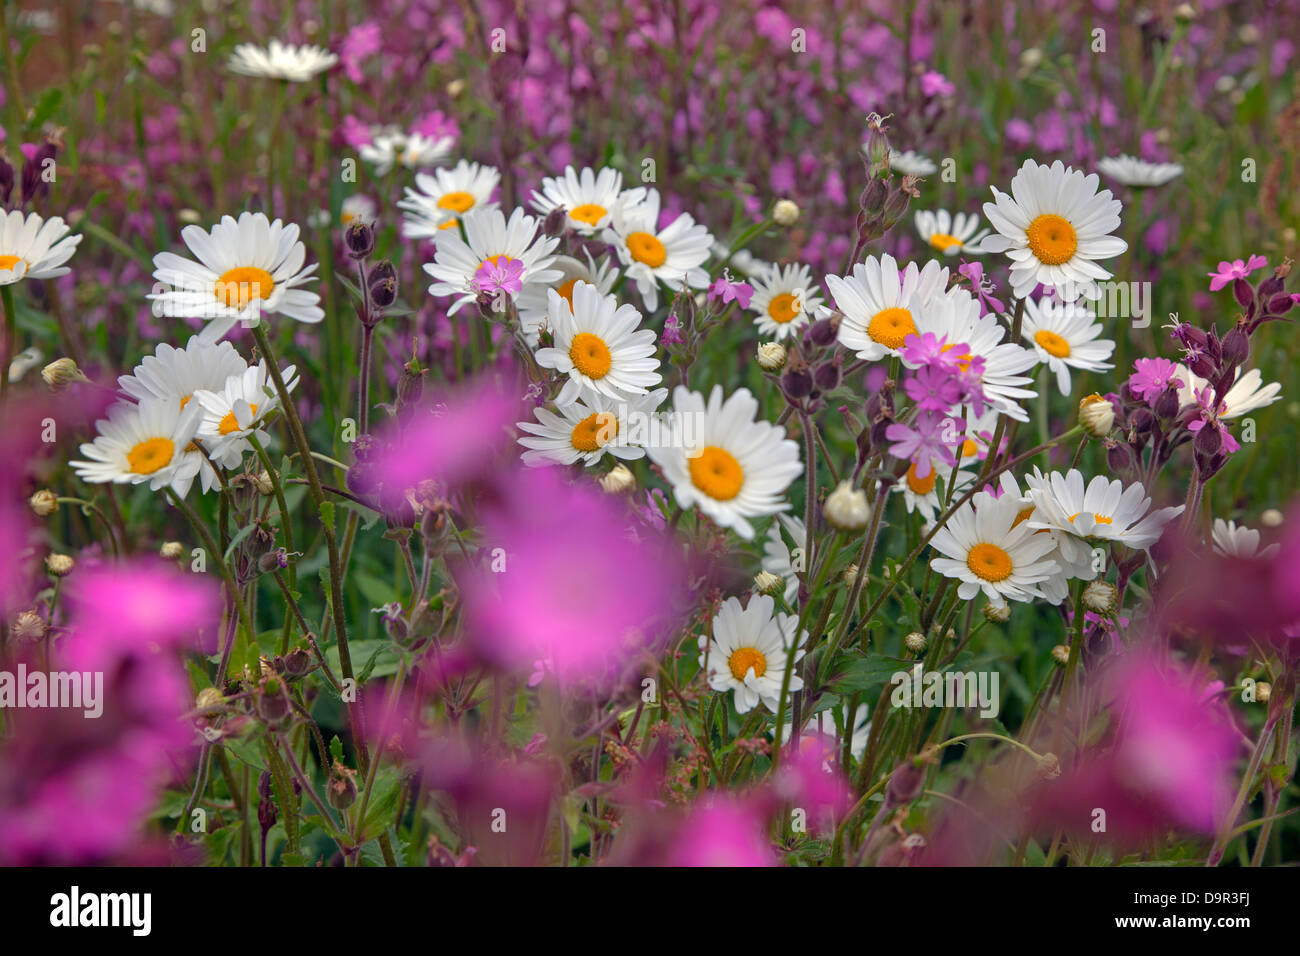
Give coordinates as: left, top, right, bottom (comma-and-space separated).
1131, 407, 1155, 433
0, 158, 13, 206
542, 206, 569, 238
781, 357, 813, 401
885, 760, 926, 808
1232, 277, 1254, 309
367, 258, 397, 291
21, 142, 57, 205
1266, 293, 1296, 315
257, 772, 277, 833
1257, 273, 1284, 299
345, 220, 374, 258
1220, 323, 1249, 367
1194, 421, 1222, 457
1105, 440, 1132, 473
370, 277, 398, 310
809, 313, 841, 347
1153, 387, 1181, 420
813, 355, 842, 392
282, 647, 312, 680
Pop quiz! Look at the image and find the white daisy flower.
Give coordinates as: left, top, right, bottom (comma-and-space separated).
359, 129, 454, 176
887, 149, 937, 177
1024, 469, 1184, 559
928, 483, 1061, 607
1176, 366, 1280, 419
986, 471, 1096, 606
698, 594, 806, 714
529, 165, 646, 236
829, 254, 950, 362
227, 40, 338, 82
748, 262, 824, 341
647, 385, 803, 540
1020, 296, 1115, 395
423, 206, 561, 316
982, 159, 1128, 302
0, 210, 82, 285
516, 388, 667, 467
1096, 154, 1184, 188
894, 456, 975, 529
604, 188, 713, 312
71, 398, 203, 498
117, 336, 248, 410
914, 209, 990, 256
397, 160, 501, 239
533, 280, 661, 405
339, 195, 377, 228
515, 251, 619, 348
149, 212, 324, 342
761, 514, 807, 606
1211, 518, 1279, 560
192, 359, 299, 461
914, 287, 1039, 421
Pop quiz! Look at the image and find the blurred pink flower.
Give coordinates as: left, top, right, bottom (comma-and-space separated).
666, 798, 777, 867
1208, 255, 1266, 291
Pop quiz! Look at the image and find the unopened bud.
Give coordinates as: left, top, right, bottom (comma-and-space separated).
753, 571, 782, 596
327, 761, 359, 810
10, 609, 45, 643
28, 489, 58, 517
160, 540, 184, 560
824, 480, 871, 530
1051, 644, 1070, 665
250, 471, 274, 495
756, 341, 787, 372
45, 553, 74, 577
1081, 579, 1117, 613
1036, 752, 1061, 779
1256, 682, 1272, 703
772, 199, 800, 226
982, 602, 1010, 623
41, 358, 89, 391
904, 631, 928, 655
196, 687, 224, 712
344, 220, 374, 258
1078, 393, 1115, 437
842, 563, 860, 588
599, 463, 636, 495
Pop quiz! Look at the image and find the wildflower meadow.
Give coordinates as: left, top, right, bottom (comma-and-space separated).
1, 0, 1299, 905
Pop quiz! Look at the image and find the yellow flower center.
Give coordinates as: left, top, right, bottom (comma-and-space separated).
928, 233, 963, 252
1011, 506, 1035, 529
569, 332, 612, 379
867, 307, 917, 350
568, 203, 608, 227
960, 439, 979, 458
215, 266, 275, 310
555, 277, 579, 310
126, 437, 175, 476
688, 446, 744, 501
1025, 213, 1078, 265
0, 254, 25, 272
940, 342, 976, 372
727, 646, 767, 681
571, 412, 617, 452
767, 292, 800, 324
218, 404, 258, 436
179, 395, 192, 409
437, 191, 476, 213
1068, 512, 1113, 526
967, 542, 1013, 582
1034, 329, 1072, 358
626, 231, 667, 268
905, 462, 936, 495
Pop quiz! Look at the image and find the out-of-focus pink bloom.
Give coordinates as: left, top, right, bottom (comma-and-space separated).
340, 21, 382, 83
665, 798, 776, 867
458, 466, 687, 684
1208, 255, 1267, 291
920, 70, 955, 97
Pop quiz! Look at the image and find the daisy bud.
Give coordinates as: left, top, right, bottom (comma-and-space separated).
1018, 47, 1044, 69
160, 540, 184, 560
1036, 752, 1061, 779
1173, 3, 1196, 20
243, 470, 272, 496
1078, 393, 1115, 438
904, 631, 928, 655
10, 609, 45, 643
842, 563, 861, 588
982, 602, 1010, 623
177, 208, 203, 225
772, 199, 800, 227
327, 761, 360, 810
1081, 580, 1117, 614
600, 463, 636, 495
757, 341, 787, 372
195, 687, 225, 712
41, 357, 89, 391
1256, 682, 1272, 703
344, 220, 374, 258
28, 489, 58, 517
446, 78, 466, 97
1050, 644, 1070, 666
1261, 508, 1284, 528
753, 570, 783, 596
824, 479, 871, 530
45, 553, 74, 577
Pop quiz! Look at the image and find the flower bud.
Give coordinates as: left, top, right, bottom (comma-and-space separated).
28, 489, 58, 516
1153, 386, 1181, 421
1078, 393, 1115, 437
196, 687, 225, 712
41, 357, 90, 391
1194, 420, 1222, 457
160, 540, 184, 560
1256, 681, 1272, 703
599, 463, 636, 494
10, 609, 45, 643
344, 220, 374, 258
885, 759, 925, 807
370, 277, 398, 310
1105, 439, 1133, 473
257, 677, 293, 727
753, 570, 783, 596
1232, 277, 1254, 309
542, 205, 569, 238
1036, 752, 1061, 779
1221, 324, 1249, 367
982, 602, 1010, 623
824, 479, 871, 530
1081, 579, 1117, 613
813, 356, 842, 392
772, 199, 800, 226
808, 314, 840, 347
842, 563, 861, 588
1051, 644, 1070, 665
1261, 508, 1284, 528
327, 761, 359, 810
781, 360, 813, 401
1266, 293, 1296, 315
756, 341, 787, 372
45, 553, 74, 577
282, 647, 312, 680
904, 631, 927, 655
